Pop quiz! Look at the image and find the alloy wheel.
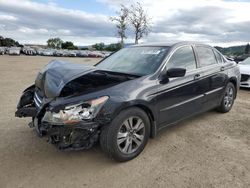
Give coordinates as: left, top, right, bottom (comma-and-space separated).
117, 116, 145, 154
224, 86, 234, 108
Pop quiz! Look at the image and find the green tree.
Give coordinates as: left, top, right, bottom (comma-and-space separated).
92, 43, 105, 51
47, 38, 63, 49
105, 43, 122, 51
0, 37, 20, 47
245, 43, 250, 54
61, 41, 78, 50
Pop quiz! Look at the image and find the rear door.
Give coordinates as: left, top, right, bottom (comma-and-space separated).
194, 46, 227, 110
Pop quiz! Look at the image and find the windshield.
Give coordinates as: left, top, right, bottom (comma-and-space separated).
241, 57, 250, 65
96, 46, 169, 76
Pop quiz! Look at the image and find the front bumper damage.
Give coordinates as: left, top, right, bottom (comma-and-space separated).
32, 120, 100, 150
15, 85, 101, 150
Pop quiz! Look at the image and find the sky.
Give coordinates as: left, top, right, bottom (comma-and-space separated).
0, 0, 250, 47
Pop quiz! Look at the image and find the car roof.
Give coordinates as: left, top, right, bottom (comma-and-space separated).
133, 41, 211, 48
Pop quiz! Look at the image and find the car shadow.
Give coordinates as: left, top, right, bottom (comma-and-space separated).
240, 87, 250, 91
154, 110, 219, 140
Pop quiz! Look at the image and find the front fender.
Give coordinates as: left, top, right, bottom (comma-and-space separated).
97, 97, 157, 123
15, 84, 36, 117
96, 98, 158, 138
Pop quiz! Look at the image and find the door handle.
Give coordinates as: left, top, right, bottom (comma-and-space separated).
220, 66, 225, 71
194, 74, 200, 80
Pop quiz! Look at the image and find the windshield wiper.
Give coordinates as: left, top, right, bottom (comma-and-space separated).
95, 70, 140, 80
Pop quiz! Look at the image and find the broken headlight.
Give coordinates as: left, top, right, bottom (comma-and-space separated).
42, 96, 109, 124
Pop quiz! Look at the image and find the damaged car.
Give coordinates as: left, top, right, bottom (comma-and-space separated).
15, 42, 240, 162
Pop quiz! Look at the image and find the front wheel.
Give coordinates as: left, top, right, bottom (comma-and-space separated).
100, 107, 150, 162
217, 82, 235, 113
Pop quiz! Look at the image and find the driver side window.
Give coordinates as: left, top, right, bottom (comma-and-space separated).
166, 46, 197, 71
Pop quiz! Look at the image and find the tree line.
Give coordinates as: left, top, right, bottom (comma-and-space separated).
215, 43, 250, 56
46, 37, 122, 51
0, 36, 21, 47
47, 38, 78, 50
1, 34, 250, 54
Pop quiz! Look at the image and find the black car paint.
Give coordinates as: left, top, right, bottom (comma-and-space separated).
15, 42, 240, 150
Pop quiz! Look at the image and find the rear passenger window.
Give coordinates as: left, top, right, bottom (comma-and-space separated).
214, 50, 223, 64
166, 46, 197, 71
196, 46, 217, 67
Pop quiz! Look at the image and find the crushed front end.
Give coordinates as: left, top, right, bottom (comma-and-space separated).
15, 60, 137, 150
15, 85, 106, 150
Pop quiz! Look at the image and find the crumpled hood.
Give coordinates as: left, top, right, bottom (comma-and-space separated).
35, 60, 139, 98
35, 60, 97, 98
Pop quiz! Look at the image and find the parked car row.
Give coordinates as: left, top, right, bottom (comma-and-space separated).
22, 47, 37, 55
0, 46, 111, 58
0, 47, 21, 55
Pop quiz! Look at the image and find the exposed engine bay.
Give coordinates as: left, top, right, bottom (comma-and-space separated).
60, 70, 138, 97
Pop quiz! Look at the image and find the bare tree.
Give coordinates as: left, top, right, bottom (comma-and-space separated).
110, 5, 129, 47
129, 2, 150, 44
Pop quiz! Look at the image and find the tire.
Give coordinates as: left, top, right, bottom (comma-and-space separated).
217, 82, 235, 113
100, 107, 150, 162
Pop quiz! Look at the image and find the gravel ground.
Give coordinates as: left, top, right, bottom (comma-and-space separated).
0, 55, 249, 188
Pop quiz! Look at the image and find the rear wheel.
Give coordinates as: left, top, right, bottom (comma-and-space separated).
217, 82, 235, 113
100, 107, 150, 162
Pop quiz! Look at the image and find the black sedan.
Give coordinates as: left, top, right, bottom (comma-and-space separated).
15, 42, 240, 161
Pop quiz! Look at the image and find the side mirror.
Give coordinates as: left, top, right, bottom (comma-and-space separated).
166, 68, 186, 78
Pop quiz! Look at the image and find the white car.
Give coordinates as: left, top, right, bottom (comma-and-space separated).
8, 47, 21, 55
239, 57, 250, 88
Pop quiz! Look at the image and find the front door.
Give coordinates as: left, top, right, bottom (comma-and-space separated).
156, 45, 207, 127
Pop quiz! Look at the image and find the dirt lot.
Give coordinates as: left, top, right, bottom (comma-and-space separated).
0, 55, 250, 188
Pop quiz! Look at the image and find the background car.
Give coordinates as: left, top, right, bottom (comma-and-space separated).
8, 47, 21, 55
0, 47, 6, 55
22, 47, 37, 55
239, 57, 250, 88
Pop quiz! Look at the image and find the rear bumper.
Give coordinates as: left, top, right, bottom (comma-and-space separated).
240, 82, 250, 88
240, 79, 250, 88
